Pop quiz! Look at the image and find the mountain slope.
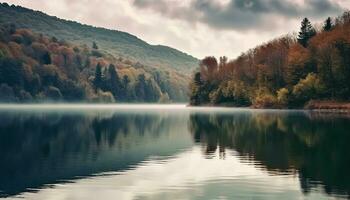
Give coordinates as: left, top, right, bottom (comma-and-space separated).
0, 22, 190, 102
0, 3, 198, 74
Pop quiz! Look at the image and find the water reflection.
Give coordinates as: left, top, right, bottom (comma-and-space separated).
0, 106, 349, 199
0, 109, 192, 197
189, 111, 350, 198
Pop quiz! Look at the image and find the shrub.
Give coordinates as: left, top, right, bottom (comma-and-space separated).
18, 90, 33, 102
252, 88, 278, 108
292, 73, 325, 105
277, 88, 289, 106
0, 83, 17, 102
10, 34, 23, 44
93, 90, 115, 103
44, 86, 62, 100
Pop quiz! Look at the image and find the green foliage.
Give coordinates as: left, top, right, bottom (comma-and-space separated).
107, 64, 121, 98
0, 58, 24, 87
92, 41, 98, 50
208, 81, 250, 106
298, 18, 316, 47
0, 83, 17, 102
323, 17, 333, 32
94, 63, 102, 91
189, 72, 203, 105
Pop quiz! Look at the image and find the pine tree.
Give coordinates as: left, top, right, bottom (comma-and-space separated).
93, 63, 102, 91
42, 52, 51, 65
323, 17, 333, 32
122, 75, 130, 89
122, 75, 130, 100
190, 72, 203, 105
298, 18, 316, 47
135, 74, 146, 101
107, 64, 120, 97
92, 41, 98, 50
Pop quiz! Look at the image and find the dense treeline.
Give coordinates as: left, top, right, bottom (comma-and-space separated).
190, 12, 350, 108
0, 24, 188, 102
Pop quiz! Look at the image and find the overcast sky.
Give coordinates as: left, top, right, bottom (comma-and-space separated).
4, 0, 350, 59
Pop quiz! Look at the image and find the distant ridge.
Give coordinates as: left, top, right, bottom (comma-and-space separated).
0, 3, 198, 74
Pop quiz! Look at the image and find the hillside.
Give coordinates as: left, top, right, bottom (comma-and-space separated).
0, 3, 198, 74
0, 22, 190, 102
190, 12, 350, 108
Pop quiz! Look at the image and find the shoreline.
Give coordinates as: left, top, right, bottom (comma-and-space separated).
190, 100, 350, 113
0, 102, 348, 113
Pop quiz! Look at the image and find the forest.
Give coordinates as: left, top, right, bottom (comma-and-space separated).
0, 23, 189, 102
0, 3, 198, 74
190, 12, 350, 108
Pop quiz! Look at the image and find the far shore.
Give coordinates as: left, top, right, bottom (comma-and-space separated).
0, 101, 349, 113
304, 101, 350, 112
189, 100, 350, 112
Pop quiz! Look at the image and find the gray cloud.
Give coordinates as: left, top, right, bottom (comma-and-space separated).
133, 0, 343, 31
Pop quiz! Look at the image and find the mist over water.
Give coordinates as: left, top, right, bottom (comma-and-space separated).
0, 105, 349, 200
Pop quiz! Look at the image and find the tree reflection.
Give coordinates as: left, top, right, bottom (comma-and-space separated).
189, 111, 350, 198
0, 110, 188, 197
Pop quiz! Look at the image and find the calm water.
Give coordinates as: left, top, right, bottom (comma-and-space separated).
0, 104, 349, 200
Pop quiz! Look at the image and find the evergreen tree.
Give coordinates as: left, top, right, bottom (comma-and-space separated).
93, 63, 102, 91
135, 74, 146, 101
190, 72, 203, 105
323, 17, 333, 32
92, 41, 98, 50
0, 58, 24, 87
195, 72, 202, 84
145, 79, 161, 102
298, 18, 316, 47
122, 75, 130, 89
42, 52, 51, 65
122, 75, 130, 100
107, 64, 120, 98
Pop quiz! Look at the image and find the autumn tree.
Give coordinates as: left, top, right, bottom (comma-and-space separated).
200, 56, 218, 81
285, 44, 311, 87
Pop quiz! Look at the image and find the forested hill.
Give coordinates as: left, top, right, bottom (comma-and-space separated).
0, 3, 198, 74
190, 12, 350, 108
0, 21, 190, 102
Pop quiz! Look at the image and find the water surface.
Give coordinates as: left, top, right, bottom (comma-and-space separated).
0, 104, 349, 200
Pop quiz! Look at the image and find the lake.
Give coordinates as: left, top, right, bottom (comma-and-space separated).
0, 104, 349, 200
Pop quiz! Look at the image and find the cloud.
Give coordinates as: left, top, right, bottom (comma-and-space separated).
133, 0, 343, 31
4, 0, 349, 59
